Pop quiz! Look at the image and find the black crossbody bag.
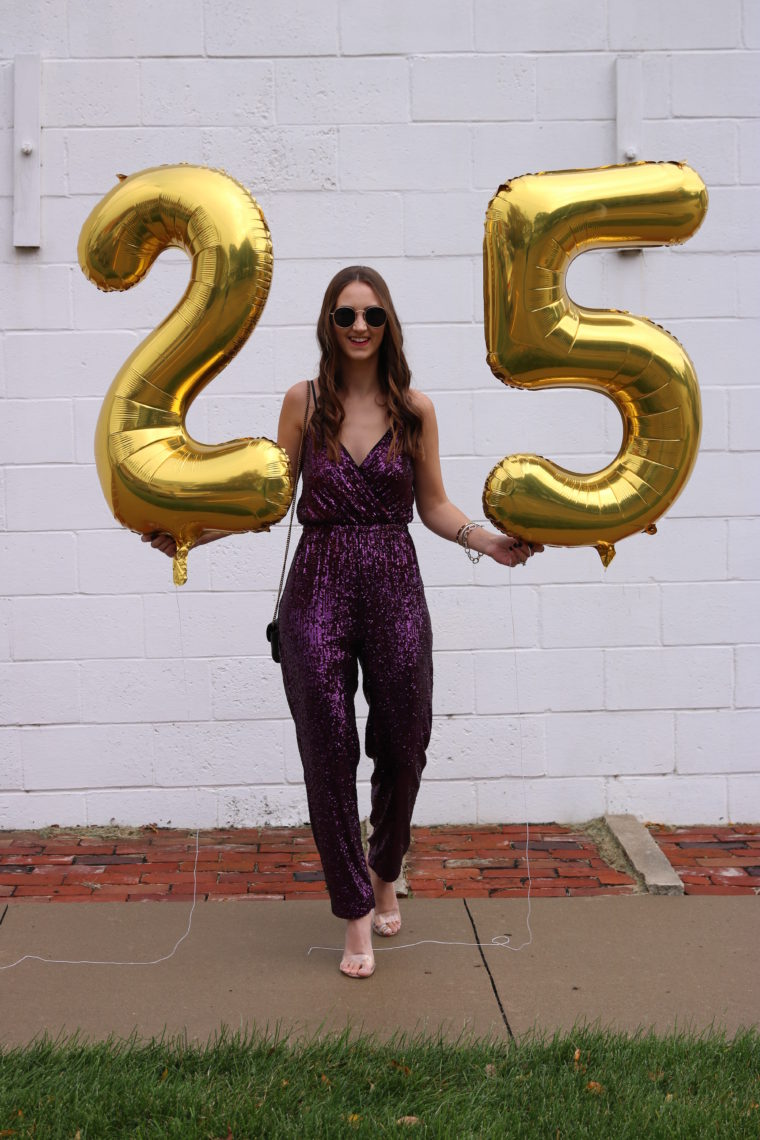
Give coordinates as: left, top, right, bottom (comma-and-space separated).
266, 381, 312, 663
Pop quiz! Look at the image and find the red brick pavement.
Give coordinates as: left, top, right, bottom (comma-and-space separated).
648, 825, 760, 896
403, 824, 636, 898
0, 823, 756, 904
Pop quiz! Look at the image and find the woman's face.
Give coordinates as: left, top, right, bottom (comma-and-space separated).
331, 280, 385, 365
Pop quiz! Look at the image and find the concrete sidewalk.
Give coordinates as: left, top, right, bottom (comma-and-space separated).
1, 896, 757, 1047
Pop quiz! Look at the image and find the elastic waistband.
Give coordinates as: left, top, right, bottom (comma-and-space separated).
301, 521, 409, 529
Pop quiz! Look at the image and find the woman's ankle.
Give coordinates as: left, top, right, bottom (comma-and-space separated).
344, 911, 373, 952
346, 911, 372, 923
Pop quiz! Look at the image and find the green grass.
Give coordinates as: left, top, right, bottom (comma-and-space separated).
1, 1025, 758, 1138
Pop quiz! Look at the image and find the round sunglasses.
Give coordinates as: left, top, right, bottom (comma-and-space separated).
330, 305, 387, 329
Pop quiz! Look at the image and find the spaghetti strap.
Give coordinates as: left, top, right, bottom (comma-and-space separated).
309, 379, 317, 408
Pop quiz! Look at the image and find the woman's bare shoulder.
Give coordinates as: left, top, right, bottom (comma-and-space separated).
283, 379, 312, 404
282, 379, 318, 415
408, 388, 435, 417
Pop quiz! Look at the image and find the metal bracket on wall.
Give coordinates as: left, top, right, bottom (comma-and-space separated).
616, 54, 643, 258
13, 54, 41, 248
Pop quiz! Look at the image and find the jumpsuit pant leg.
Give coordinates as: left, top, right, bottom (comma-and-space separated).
360, 531, 434, 885
279, 526, 433, 919
279, 532, 375, 919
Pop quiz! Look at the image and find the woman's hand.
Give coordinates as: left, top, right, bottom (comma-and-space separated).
140, 529, 233, 559
141, 532, 177, 558
484, 532, 544, 567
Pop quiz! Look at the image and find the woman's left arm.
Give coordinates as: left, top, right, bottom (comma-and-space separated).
411, 392, 542, 568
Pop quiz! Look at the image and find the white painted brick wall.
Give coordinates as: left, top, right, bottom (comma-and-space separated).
341, 0, 473, 56
426, 714, 546, 779
0, 265, 70, 328
0, 729, 23, 791
0, 533, 78, 594
412, 56, 535, 122
477, 0, 607, 53
473, 122, 616, 188
476, 776, 607, 824
672, 52, 760, 117
606, 648, 734, 709
143, 60, 274, 127
739, 121, 760, 182
261, 192, 404, 259
545, 712, 675, 777
209, 1, 339, 58
68, 0, 206, 59
476, 649, 605, 714
43, 61, 141, 127
606, 775, 729, 824
23, 724, 154, 790
729, 388, 760, 450
727, 519, 760, 581
12, 595, 144, 659
153, 720, 287, 787
541, 585, 661, 648
735, 647, 760, 708
662, 583, 760, 645
608, 0, 742, 51
277, 57, 409, 124
0, 662, 80, 724
340, 125, 472, 190
1, 3, 757, 828
1, 400, 75, 464
676, 710, 760, 774
0, 598, 9, 660
727, 775, 760, 822
737, 254, 760, 316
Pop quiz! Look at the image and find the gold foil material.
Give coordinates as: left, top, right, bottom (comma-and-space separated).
78, 164, 292, 584
482, 161, 708, 565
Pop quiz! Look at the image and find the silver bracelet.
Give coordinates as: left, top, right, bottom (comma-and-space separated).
456, 520, 484, 563
455, 520, 479, 546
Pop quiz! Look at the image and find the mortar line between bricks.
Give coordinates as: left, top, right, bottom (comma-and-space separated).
462, 898, 514, 1042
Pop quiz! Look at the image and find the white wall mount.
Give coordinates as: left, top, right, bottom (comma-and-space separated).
13, 54, 41, 248
616, 54, 642, 165
616, 54, 643, 257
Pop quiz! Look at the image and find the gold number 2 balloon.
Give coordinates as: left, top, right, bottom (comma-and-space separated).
78, 164, 292, 585
483, 161, 708, 566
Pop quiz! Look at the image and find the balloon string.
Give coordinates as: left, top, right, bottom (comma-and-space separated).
0, 825, 200, 969
1, 565, 533, 970
0, 586, 201, 971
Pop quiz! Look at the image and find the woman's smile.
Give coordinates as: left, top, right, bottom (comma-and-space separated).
333, 281, 385, 361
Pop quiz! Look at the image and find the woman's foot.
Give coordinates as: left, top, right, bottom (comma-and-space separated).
367, 858, 401, 937
340, 910, 375, 979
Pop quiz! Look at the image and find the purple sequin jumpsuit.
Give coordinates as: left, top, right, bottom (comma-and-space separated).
278, 383, 434, 919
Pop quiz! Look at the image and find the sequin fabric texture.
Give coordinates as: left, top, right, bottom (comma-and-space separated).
278, 402, 434, 919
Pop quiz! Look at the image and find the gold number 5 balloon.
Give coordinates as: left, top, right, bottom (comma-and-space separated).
483, 161, 708, 565
78, 164, 292, 585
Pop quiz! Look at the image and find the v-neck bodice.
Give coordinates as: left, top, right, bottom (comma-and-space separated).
296, 398, 414, 527
340, 426, 392, 469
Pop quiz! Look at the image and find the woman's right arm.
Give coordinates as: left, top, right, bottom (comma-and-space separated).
144, 382, 310, 559
277, 379, 311, 477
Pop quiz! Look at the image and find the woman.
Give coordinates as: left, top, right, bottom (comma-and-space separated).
145, 265, 540, 980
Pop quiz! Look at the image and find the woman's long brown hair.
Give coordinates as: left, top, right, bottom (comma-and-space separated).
310, 265, 424, 464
